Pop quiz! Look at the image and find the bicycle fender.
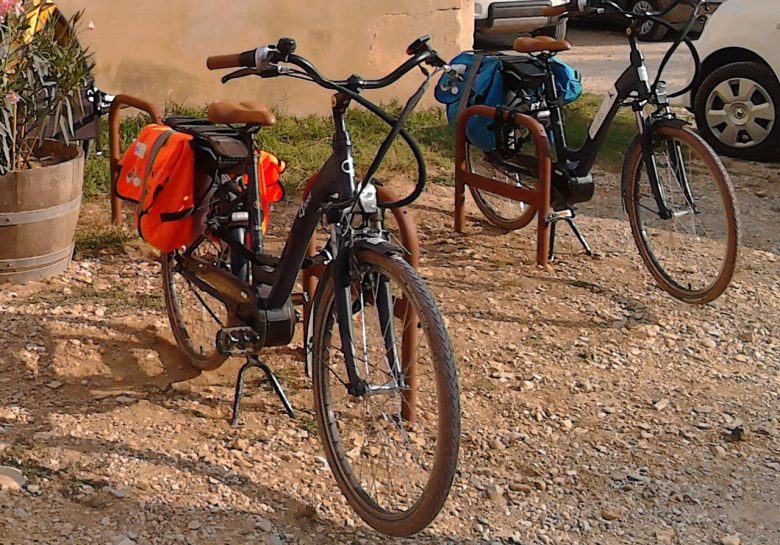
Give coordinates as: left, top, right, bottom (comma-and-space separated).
352, 238, 405, 257
651, 118, 689, 131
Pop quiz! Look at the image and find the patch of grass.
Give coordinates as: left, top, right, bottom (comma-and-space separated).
298, 414, 319, 437
562, 92, 639, 168
83, 95, 637, 202
75, 223, 135, 251
24, 284, 164, 312
474, 378, 498, 392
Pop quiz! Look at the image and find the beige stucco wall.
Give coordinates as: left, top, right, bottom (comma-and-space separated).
57, 0, 474, 115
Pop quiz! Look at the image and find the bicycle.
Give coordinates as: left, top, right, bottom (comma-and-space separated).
462, 0, 740, 304
157, 37, 462, 536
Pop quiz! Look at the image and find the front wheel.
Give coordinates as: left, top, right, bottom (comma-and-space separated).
622, 125, 740, 304
310, 248, 460, 536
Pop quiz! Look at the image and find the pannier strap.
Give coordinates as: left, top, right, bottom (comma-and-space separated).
455, 54, 484, 124
160, 207, 196, 222
144, 130, 177, 180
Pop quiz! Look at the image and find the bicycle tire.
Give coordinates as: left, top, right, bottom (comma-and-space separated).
622, 125, 740, 304
310, 248, 460, 536
466, 142, 538, 231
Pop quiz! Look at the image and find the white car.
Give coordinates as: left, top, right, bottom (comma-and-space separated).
682, 0, 780, 161
474, 0, 568, 41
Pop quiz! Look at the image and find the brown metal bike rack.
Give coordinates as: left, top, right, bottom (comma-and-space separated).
454, 105, 553, 268
302, 181, 422, 422
108, 94, 164, 225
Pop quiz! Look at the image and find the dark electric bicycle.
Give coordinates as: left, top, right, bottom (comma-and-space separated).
161, 37, 461, 536
465, 0, 739, 304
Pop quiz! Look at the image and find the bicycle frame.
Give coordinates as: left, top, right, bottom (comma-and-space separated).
175, 90, 394, 397
545, 33, 654, 179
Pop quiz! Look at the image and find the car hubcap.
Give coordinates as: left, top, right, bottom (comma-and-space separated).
706, 77, 776, 148
633, 0, 656, 36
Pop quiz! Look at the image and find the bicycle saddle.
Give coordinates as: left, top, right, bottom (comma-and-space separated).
513, 36, 572, 54
207, 101, 277, 127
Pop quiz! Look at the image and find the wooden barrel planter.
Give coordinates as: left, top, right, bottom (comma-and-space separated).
0, 141, 84, 283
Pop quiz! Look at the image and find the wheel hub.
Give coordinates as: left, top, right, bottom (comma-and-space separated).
728, 103, 749, 126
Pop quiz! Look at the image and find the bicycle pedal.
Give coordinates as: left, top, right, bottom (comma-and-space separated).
216, 327, 263, 356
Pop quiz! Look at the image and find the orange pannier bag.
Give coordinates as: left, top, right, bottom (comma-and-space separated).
117, 124, 286, 251
116, 124, 204, 252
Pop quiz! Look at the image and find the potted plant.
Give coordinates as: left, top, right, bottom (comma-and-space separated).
0, 0, 94, 283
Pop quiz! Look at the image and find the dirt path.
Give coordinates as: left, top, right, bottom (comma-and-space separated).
0, 160, 778, 545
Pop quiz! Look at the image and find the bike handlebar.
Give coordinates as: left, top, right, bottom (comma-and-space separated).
207, 36, 446, 91
207, 37, 455, 210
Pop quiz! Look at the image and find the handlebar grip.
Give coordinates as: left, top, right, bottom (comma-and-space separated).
207, 49, 257, 70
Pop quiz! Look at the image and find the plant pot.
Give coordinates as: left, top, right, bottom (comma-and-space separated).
0, 141, 85, 283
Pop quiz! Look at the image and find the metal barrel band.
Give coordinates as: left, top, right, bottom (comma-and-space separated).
0, 195, 81, 226
0, 244, 75, 270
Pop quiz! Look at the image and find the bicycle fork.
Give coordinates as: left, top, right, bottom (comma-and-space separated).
637, 116, 698, 220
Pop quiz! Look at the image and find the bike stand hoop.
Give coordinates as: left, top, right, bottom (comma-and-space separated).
454, 105, 553, 268
108, 94, 164, 225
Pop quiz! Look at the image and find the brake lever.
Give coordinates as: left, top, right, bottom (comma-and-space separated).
221, 68, 258, 84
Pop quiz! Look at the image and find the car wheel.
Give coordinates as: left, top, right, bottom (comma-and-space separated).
694, 61, 780, 162
533, 20, 568, 41
630, 0, 670, 42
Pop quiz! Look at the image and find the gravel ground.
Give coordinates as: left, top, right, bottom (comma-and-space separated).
0, 157, 778, 545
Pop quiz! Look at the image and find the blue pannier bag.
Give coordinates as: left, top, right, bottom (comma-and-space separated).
435, 52, 505, 152
550, 58, 582, 105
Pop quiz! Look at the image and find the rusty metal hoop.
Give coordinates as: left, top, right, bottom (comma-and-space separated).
454, 105, 553, 268
108, 95, 164, 225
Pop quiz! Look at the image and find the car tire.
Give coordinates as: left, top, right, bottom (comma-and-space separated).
630, 0, 670, 42
533, 20, 568, 41
694, 61, 780, 162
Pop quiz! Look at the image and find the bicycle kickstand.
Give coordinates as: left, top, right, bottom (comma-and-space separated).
231, 355, 295, 427
546, 209, 595, 262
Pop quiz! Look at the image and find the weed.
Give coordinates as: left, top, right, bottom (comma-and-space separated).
75, 223, 135, 251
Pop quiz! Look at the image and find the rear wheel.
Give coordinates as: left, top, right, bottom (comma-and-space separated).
162, 229, 247, 370
466, 141, 538, 231
623, 125, 739, 304
310, 249, 460, 536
